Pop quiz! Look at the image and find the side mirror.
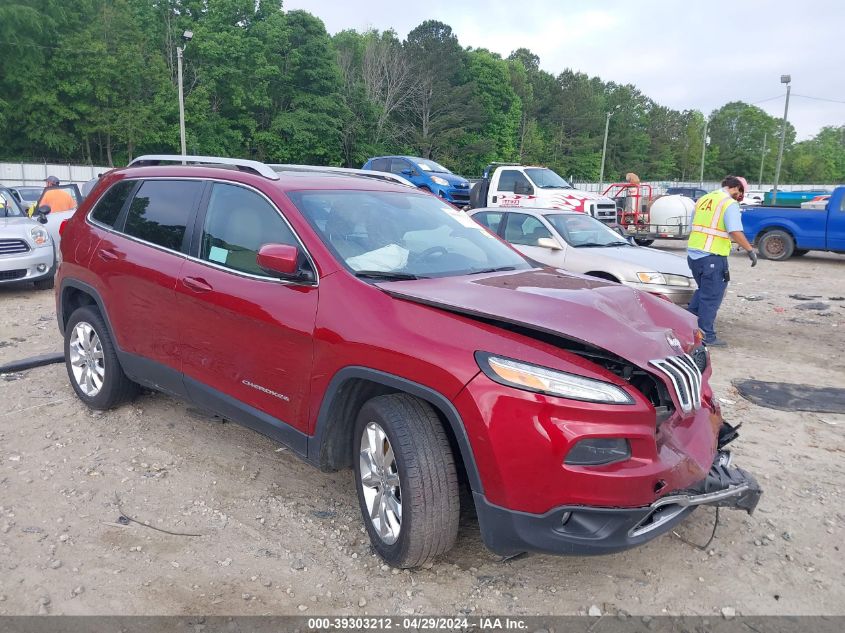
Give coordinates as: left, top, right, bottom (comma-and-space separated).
514, 181, 534, 195
537, 237, 561, 250
36, 205, 51, 224
257, 243, 314, 282
401, 168, 414, 176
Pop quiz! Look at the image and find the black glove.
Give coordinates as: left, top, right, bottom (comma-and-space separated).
748, 250, 758, 267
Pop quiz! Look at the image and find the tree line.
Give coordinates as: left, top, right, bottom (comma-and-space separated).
1, 0, 843, 182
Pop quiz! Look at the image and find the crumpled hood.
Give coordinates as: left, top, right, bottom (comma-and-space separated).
376, 268, 698, 368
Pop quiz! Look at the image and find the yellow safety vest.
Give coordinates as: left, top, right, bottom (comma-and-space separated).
688, 189, 734, 256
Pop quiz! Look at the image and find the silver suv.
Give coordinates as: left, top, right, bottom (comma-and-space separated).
0, 187, 56, 289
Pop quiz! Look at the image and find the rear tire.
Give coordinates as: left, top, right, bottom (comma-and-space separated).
64, 306, 138, 410
758, 229, 794, 261
353, 393, 459, 568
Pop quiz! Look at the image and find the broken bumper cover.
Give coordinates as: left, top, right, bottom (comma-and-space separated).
475, 452, 763, 557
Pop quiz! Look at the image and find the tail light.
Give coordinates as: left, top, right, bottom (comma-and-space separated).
59, 220, 69, 236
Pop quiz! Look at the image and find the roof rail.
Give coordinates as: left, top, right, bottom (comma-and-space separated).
127, 155, 279, 180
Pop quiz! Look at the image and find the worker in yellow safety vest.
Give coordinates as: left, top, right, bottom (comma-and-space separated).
686, 175, 757, 347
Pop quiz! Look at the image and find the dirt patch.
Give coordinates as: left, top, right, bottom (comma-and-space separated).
0, 247, 843, 616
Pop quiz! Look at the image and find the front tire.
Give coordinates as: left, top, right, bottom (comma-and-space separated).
634, 238, 655, 246
64, 306, 138, 410
353, 394, 459, 568
758, 229, 795, 261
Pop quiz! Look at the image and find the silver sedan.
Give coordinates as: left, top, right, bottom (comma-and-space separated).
469, 207, 696, 305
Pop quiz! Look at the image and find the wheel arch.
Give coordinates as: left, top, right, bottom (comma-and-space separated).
58, 279, 115, 341
753, 224, 795, 245
308, 367, 483, 495
585, 271, 621, 283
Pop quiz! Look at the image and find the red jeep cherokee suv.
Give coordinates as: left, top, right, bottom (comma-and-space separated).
56, 155, 761, 567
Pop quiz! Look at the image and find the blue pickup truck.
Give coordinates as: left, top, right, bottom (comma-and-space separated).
742, 186, 845, 260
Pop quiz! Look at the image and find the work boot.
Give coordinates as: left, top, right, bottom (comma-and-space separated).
704, 338, 727, 347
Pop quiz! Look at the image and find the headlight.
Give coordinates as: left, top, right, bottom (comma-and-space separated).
476, 353, 634, 404
636, 272, 667, 285
431, 176, 449, 186
30, 226, 50, 247
664, 273, 691, 287
565, 438, 631, 466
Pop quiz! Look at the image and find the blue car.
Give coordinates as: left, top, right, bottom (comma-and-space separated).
362, 156, 471, 205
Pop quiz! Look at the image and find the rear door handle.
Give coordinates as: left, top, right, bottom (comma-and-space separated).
182, 276, 213, 293
97, 249, 118, 262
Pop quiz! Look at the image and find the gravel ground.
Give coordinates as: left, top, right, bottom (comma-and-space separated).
0, 245, 843, 616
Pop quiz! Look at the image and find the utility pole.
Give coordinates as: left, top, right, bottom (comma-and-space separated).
772, 75, 791, 205
758, 131, 767, 188
176, 30, 193, 163
599, 106, 619, 192
699, 117, 710, 187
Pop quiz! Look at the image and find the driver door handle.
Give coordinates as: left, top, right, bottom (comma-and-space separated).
182, 276, 213, 293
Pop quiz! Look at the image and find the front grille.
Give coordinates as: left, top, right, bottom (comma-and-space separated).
649, 354, 702, 413
450, 191, 470, 201
0, 269, 27, 281
0, 239, 30, 255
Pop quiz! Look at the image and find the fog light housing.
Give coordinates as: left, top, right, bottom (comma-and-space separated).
36, 264, 47, 273
564, 438, 630, 466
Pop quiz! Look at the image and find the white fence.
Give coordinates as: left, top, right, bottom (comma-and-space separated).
573, 180, 840, 194
0, 162, 111, 188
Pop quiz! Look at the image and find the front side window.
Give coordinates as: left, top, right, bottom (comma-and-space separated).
90, 180, 136, 227
288, 190, 530, 278
389, 159, 412, 176
496, 170, 531, 193
504, 213, 552, 246
123, 180, 202, 251
200, 183, 297, 276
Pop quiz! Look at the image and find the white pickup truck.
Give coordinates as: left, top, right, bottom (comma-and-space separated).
468, 163, 618, 223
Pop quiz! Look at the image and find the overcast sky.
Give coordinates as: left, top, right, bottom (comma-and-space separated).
284, 0, 844, 140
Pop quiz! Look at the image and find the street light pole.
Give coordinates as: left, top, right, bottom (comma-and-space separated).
177, 45, 186, 161
598, 106, 618, 192
758, 131, 767, 188
699, 116, 710, 188
772, 75, 791, 205
176, 30, 193, 164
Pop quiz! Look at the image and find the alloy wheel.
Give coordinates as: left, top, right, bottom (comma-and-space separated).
68, 322, 105, 397
359, 421, 402, 544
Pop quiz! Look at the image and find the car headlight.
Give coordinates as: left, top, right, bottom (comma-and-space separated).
431, 176, 449, 186
476, 353, 634, 404
30, 226, 50, 247
664, 273, 691, 287
636, 272, 666, 285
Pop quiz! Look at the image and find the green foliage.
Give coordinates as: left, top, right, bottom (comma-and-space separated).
0, 6, 840, 183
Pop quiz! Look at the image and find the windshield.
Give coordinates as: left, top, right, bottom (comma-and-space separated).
289, 190, 531, 278
0, 190, 25, 217
524, 168, 572, 189
15, 187, 42, 201
545, 213, 630, 247
415, 159, 452, 174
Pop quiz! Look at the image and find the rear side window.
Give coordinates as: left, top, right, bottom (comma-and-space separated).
474, 211, 504, 235
90, 180, 135, 227
200, 183, 297, 276
123, 180, 202, 251
370, 158, 389, 171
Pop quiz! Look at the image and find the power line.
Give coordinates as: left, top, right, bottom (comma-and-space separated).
750, 93, 786, 105
793, 93, 845, 105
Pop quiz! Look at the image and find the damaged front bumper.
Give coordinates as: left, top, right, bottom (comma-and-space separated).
475, 422, 763, 557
